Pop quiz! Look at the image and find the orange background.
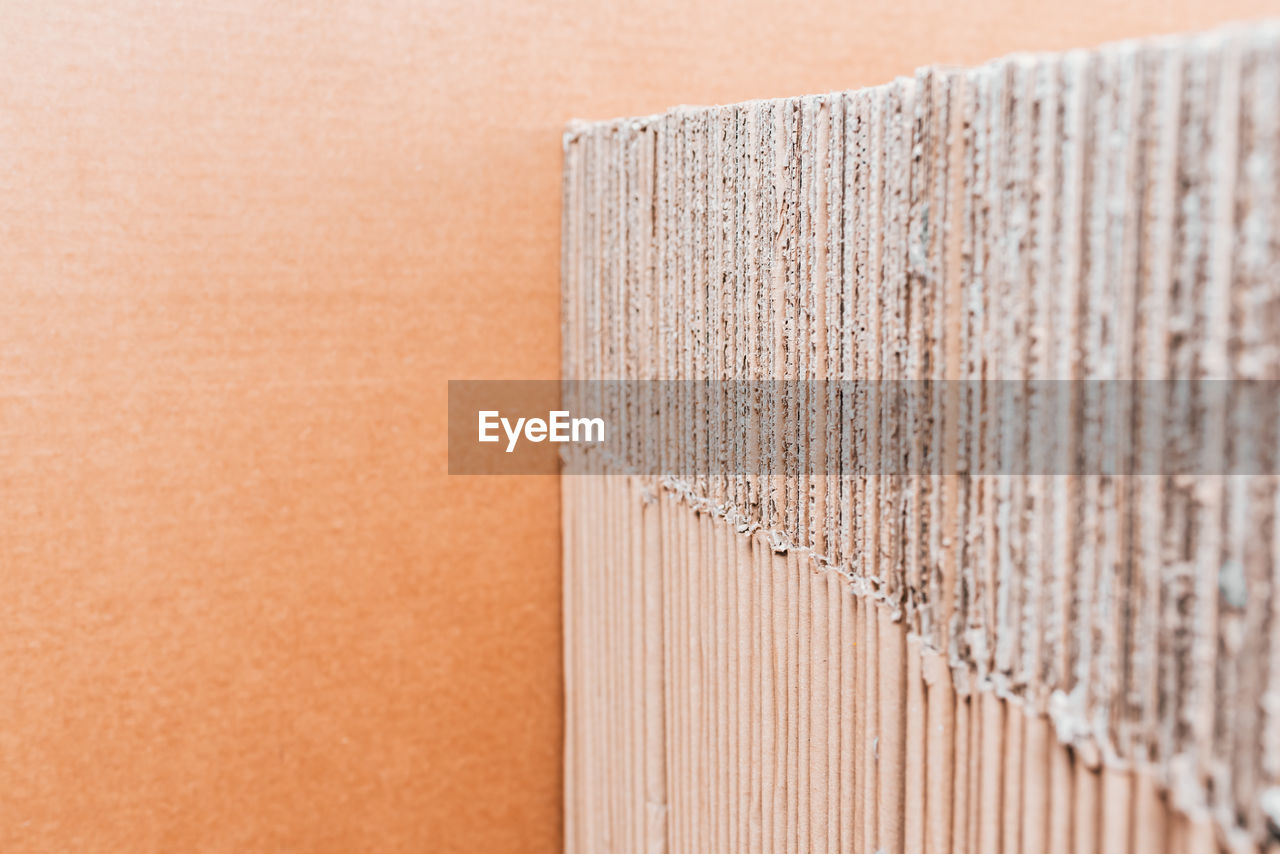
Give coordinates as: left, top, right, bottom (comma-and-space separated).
2, 1, 1276, 851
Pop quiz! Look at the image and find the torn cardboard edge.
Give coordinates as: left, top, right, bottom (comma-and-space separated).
562, 18, 1280, 853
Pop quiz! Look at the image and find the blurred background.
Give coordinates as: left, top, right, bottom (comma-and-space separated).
2, 0, 1277, 851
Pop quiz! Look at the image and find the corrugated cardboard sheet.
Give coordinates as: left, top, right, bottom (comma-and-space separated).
563, 23, 1280, 854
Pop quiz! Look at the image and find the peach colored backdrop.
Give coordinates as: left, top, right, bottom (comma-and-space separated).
2, 1, 1275, 851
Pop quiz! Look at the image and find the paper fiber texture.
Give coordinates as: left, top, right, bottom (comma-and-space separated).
563, 22, 1280, 854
